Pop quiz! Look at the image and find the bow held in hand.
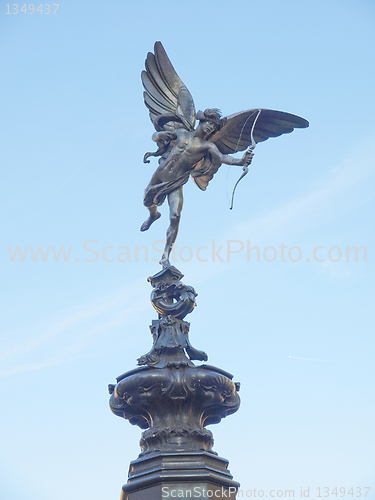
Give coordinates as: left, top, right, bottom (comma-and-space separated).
242, 149, 254, 167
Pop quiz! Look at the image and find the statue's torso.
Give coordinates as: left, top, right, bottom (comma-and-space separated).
158, 129, 210, 181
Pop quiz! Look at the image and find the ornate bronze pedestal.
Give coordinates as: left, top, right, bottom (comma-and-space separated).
108, 39, 308, 500
109, 267, 240, 499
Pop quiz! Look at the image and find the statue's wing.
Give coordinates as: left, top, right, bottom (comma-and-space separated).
192, 109, 309, 191
142, 42, 196, 132
210, 109, 309, 154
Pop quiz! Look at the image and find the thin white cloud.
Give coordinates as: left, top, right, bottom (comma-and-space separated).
317, 259, 352, 279
0, 279, 148, 377
289, 356, 334, 363
177, 137, 375, 282
3, 139, 373, 376
230, 138, 375, 242
0, 357, 76, 377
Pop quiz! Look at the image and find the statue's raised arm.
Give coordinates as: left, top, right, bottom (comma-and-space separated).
140, 42, 309, 268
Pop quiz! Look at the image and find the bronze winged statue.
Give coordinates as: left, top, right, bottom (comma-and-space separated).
141, 42, 309, 268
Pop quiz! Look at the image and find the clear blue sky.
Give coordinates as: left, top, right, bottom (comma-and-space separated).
1, 1, 375, 499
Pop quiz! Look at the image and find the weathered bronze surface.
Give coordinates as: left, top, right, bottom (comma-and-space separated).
141, 41, 309, 267
120, 453, 239, 500
109, 266, 239, 449
109, 364, 240, 454
109, 42, 309, 499
137, 266, 207, 367
109, 266, 241, 497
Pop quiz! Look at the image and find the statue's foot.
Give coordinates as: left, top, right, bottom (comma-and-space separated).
140, 212, 161, 232
159, 256, 171, 269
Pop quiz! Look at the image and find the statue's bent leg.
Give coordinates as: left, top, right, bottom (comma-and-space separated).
140, 204, 161, 232
140, 173, 164, 232
160, 187, 183, 267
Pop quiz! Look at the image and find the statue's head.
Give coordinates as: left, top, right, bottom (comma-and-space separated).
196, 108, 226, 137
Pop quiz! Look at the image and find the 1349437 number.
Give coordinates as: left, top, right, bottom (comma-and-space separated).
317, 487, 371, 497
5, 4, 59, 14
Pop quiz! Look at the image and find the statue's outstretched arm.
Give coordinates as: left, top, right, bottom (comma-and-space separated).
208, 143, 253, 167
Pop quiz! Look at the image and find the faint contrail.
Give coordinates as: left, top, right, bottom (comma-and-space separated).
288, 356, 333, 363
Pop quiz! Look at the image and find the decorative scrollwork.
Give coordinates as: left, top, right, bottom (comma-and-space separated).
148, 265, 197, 320
151, 282, 197, 319
109, 364, 240, 454
135, 265, 207, 368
